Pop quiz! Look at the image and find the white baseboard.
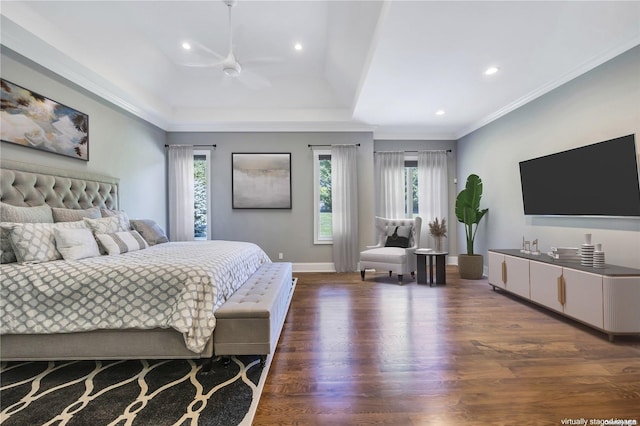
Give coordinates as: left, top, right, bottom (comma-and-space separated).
293, 262, 336, 273
294, 257, 460, 273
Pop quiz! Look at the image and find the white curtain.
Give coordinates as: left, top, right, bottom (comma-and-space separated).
418, 150, 449, 250
167, 145, 195, 241
331, 145, 359, 272
374, 151, 405, 218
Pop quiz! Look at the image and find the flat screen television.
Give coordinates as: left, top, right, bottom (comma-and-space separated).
519, 134, 640, 217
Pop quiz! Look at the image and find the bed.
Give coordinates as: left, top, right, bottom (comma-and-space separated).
0, 159, 270, 360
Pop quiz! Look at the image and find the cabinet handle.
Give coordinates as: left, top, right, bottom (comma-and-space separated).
502, 261, 507, 285
557, 275, 566, 305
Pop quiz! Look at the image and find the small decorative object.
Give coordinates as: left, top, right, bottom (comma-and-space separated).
520, 236, 526, 253
549, 246, 580, 262
531, 239, 540, 255
1, 79, 89, 161
428, 217, 447, 252
232, 153, 292, 209
580, 233, 594, 267
523, 240, 531, 254
593, 243, 605, 268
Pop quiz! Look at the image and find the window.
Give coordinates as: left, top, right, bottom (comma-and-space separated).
313, 150, 332, 244
405, 157, 418, 217
194, 150, 211, 239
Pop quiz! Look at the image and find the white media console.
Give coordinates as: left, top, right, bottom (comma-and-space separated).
488, 249, 640, 341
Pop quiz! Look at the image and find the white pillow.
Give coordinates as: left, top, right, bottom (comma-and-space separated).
95, 230, 148, 255
54, 227, 101, 260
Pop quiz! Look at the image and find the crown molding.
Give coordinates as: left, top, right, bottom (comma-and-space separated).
456, 37, 640, 140
1, 15, 170, 130
166, 120, 376, 133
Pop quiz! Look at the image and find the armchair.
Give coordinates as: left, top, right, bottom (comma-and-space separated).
359, 216, 422, 283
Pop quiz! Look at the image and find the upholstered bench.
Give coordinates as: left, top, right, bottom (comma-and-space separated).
214, 262, 295, 358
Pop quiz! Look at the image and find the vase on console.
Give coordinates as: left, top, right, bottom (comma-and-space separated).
593, 243, 605, 268
580, 233, 594, 267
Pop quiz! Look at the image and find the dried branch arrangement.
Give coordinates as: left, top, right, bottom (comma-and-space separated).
428, 217, 447, 238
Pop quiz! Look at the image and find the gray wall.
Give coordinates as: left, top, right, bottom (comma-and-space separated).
0, 47, 167, 224
457, 45, 640, 268
167, 132, 375, 266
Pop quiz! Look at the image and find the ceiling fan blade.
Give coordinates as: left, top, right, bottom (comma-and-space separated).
235, 68, 271, 90
242, 56, 285, 66
181, 61, 223, 68
177, 40, 225, 68
190, 41, 225, 61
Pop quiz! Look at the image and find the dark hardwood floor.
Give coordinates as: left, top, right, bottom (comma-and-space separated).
254, 267, 640, 425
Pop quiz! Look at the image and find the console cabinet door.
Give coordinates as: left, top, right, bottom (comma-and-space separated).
504, 255, 530, 298
488, 252, 506, 289
562, 269, 603, 328
603, 276, 640, 333
530, 261, 564, 312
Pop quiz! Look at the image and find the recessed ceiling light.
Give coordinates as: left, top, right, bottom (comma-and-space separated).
484, 66, 499, 75
294, 43, 303, 51
436, 110, 446, 116
182, 42, 192, 50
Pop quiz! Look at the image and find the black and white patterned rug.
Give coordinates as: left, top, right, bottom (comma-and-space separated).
0, 355, 268, 425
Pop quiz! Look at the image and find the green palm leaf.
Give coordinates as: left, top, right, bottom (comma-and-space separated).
455, 174, 488, 255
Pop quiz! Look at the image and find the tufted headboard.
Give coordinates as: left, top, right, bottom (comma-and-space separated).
0, 159, 119, 210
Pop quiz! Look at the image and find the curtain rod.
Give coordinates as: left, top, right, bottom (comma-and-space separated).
307, 143, 361, 148
374, 149, 452, 153
165, 144, 216, 148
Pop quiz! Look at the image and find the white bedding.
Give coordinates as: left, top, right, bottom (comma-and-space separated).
0, 240, 271, 353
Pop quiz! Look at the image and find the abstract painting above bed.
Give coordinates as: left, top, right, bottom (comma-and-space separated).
1, 79, 89, 161
0, 240, 271, 353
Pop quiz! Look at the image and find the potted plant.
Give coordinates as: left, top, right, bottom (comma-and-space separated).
455, 174, 488, 279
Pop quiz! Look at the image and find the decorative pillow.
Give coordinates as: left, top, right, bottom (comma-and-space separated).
83, 215, 129, 235
0, 223, 18, 263
100, 209, 131, 229
52, 206, 101, 222
8, 221, 88, 264
95, 230, 148, 255
54, 227, 101, 260
130, 219, 169, 246
0, 202, 53, 223
0, 204, 54, 264
384, 225, 412, 248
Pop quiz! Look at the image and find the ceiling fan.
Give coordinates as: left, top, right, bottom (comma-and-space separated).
220, 0, 241, 77
181, 0, 274, 88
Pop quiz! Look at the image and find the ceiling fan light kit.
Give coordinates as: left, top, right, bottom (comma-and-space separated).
223, 59, 242, 76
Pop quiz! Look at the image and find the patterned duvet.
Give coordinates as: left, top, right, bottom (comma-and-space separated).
0, 240, 271, 353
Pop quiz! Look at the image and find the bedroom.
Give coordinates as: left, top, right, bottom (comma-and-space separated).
1, 1, 639, 424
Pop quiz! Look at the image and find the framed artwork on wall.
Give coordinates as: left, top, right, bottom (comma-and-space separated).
0, 79, 89, 161
232, 153, 292, 209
